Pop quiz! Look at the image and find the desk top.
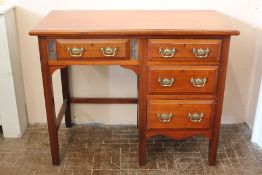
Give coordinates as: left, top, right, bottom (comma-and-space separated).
29, 10, 239, 36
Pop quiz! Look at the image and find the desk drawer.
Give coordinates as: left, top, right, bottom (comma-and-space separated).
148, 39, 221, 62
148, 66, 218, 94
147, 99, 214, 129
56, 39, 130, 60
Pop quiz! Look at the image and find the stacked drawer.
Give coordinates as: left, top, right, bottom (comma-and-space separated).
147, 39, 222, 131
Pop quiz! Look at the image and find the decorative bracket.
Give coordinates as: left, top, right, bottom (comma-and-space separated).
120, 65, 139, 75
49, 65, 67, 75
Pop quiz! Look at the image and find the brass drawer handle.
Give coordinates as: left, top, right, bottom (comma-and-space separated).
157, 113, 174, 123
188, 113, 204, 122
158, 78, 175, 87
67, 46, 85, 57
101, 47, 117, 57
192, 48, 210, 58
191, 77, 207, 87
159, 48, 176, 58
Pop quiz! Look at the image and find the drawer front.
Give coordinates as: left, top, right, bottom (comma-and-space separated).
56, 39, 130, 59
148, 39, 222, 62
147, 100, 214, 129
148, 66, 218, 94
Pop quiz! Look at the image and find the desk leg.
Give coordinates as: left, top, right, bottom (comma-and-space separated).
39, 38, 60, 165
209, 37, 230, 166
61, 67, 72, 127
41, 67, 60, 165
208, 136, 219, 165
138, 74, 147, 166
138, 39, 147, 166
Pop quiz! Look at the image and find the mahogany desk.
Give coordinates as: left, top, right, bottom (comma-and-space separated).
29, 10, 239, 166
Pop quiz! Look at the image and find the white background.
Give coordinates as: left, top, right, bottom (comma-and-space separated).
2, 0, 262, 129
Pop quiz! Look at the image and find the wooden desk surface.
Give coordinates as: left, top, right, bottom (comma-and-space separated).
29, 10, 239, 36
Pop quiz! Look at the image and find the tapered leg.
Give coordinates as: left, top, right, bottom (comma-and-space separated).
208, 137, 219, 166
138, 80, 147, 166
41, 66, 60, 165
208, 37, 231, 166
138, 81, 147, 166
139, 138, 147, 165
138, 39, 148, 166
39, 38, 60, 165
61, 67, 72, 127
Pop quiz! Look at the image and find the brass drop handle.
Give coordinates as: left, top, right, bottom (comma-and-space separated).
188, 113, 204, 122
158, 78, 175, 87
101, 47, 117, 57
159, 48, 176, 58
67, 47, 85, 57
191, 77, 207, 87
192, 48, 210, 58
157, 113, 174, 123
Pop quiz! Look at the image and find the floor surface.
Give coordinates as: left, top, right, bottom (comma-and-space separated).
0, 124, 261, 175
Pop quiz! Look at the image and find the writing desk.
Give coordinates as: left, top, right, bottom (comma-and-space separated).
29, 10, 239, 166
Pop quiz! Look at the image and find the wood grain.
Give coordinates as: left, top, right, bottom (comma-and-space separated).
60, 67, 72, 128
147, 100, 215, 129
138, 39, 148, 166
70, 97, 137, 104
29, 10, 239, 36
30, 10, 239, 167
48, 59, 139, 66
146, 129, 212, 140
208, 36, 231, 166
56, 99, 67, 129
38, 37, 60, 165
147, 94, 216, 100
56, 39, 130, 60
148, 39, 222, 62
148, 65, 219, 94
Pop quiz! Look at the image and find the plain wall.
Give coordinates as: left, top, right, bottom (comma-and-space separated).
9, 0, 262, 128
244, 2, 262, 129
